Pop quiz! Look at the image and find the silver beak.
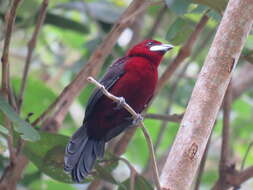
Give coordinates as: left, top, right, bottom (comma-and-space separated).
150, 44, 174, 52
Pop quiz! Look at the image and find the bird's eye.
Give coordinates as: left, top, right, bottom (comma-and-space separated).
147, 41, 154, 46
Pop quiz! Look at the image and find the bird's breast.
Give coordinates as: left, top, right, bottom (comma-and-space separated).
110, 61, 157, 112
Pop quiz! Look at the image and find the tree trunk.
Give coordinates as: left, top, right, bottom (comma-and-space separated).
160, 0, 253, 189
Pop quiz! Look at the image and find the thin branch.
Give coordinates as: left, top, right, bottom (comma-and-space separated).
212, 82, 233, 190
4, 121, 15, 163
17, 0, 48, 110
233, 166, 253, 186
31, 0, 152, 128
144, 113, 183, 123
113, 127, 137, 156
117, 157, 137, 190
87, 77, 161, 190
86, 180, 101, 190
143, 62, 190, 176
1, 0, 22, 100
0, 0, 22, 182
221, 165, 253, 189
194, 133, 212, 190
240, 142, 253, 171
221, 82, 233, 183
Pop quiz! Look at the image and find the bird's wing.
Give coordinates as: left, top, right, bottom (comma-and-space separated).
84, 56, 128, 122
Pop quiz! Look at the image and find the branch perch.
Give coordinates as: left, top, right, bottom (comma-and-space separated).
87, 76, 161, 190
17, 0, 48, 110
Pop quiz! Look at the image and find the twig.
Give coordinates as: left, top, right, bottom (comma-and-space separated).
220, 82, 232, 171
194, 134, 212, 190
4, 121, 15, 163
223, 87, 234, 184
212, 82, 233, 190
0, 0, 22, 171
113, 127, 137, 156
17, 0, 49, 110
231, 166, 253, 186
86, 180, 101, 190
150, 0, 164, 6
216, 165, 253, 189
0, 0, 23, 186
143, 62, 190, 175
32, 0, 152, 128
87, 77, 161, 190
240, 141, 253, 171
117, 157, 137, 190
1, 0, 22, 101
144, 113, 183, 123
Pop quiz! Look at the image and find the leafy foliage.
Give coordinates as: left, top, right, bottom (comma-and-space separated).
23, 131, 72, 183
0, 94, 40, 141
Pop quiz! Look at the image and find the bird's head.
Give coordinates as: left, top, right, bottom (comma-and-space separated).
127, 39, 173, 65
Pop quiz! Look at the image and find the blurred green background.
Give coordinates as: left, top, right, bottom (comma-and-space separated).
0, 0, 253, 189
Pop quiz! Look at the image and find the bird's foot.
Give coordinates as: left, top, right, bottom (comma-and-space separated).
114, 97, 126, 110
132, 114, 143, 126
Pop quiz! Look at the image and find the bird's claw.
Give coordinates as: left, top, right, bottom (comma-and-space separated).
114, 97, 126, 110
132, 114, 143, 126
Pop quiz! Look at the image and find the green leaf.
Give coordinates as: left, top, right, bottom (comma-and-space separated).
29, 179, 76, 190
23, 131, 76, 183
0, 94, 40, 141
0, 124, 8, 135
166, 0, 192, 15
193, 0, 227, 13
118, 175, 153, 190
99, 152, 119, 172
21, 171, 42, 186
45, 13, 89, 34
12, 77, 57, 122
166, 17, 194, 45
24, 130, 120, 184
95, 164, 118, 184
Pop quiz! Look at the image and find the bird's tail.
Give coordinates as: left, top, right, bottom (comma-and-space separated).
64, 126, 105, 183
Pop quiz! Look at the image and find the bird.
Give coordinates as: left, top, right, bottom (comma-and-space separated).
64, 39, 173, 183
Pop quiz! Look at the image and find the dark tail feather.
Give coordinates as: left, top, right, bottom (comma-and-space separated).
64, 126, 105, 183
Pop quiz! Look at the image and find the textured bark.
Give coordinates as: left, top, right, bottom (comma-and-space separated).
0, 155, 28, 190
160, 0, 253, 189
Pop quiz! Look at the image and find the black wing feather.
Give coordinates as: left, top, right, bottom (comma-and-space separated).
84, 56, 128, 122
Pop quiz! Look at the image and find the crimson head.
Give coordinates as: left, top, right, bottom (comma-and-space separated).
127, 39, 174, 65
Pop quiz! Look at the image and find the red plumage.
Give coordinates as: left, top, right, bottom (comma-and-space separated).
64, 39, 173, 182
